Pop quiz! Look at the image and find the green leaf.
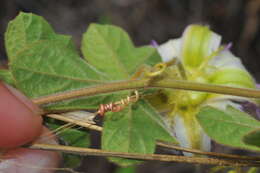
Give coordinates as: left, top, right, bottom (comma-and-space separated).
63, 154, 82, 168
5, 12, 75, 62
81, 23, 175, 166
5, 12, 102, 111
82, 23, 161, 80
6, 13, 175, 166
243, 129, 260, 147
9, 40, 109, 110
196, 106, 260, 151
102, 100, 176, 166
0, 69, 15, 85
115, 166, 136, 173
7, 14, 160, 112
60, 129, 90, 148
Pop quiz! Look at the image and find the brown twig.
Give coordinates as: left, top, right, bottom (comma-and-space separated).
156, 141, 260, 161
46, 114, 260, 163
29, 143, 260, 167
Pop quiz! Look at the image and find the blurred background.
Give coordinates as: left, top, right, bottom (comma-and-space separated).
1, 0, 260, 172
1, 0, 260, 81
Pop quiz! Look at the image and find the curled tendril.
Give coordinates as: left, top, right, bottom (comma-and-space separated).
146, 63, 167, 77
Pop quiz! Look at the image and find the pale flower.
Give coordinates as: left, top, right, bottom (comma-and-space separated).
156, 25, 256, 155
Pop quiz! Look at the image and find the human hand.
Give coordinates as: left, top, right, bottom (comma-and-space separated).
0, 82, 61, 173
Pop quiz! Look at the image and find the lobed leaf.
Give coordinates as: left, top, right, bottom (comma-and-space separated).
81, 23, 176, 165
10, 41, 105, 97
197, 106, 260, 151
8, 46, 124, 111
5, 12, 75, 62
6, 12, 176, 166
5, 12, 108, 110
82, 23, 161, 80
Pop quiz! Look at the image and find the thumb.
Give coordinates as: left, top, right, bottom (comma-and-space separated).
0, 82, 43, 148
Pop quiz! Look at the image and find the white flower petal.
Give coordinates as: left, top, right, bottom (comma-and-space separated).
172, 114, 211, 156
206, 32, 222, 57
204, 98, 242, 111
200, 130, 211, 153
157, 38, 182, 62
207, 50, 256, 102
209, 50, 246, 70
173, 114, 192, 156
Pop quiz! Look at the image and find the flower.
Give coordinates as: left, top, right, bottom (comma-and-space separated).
156, 25, 256, 155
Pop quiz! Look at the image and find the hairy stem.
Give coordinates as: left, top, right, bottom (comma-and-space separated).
157, 141, 260, 161
33, 79, 260, 105
46, 114, 102, 131
47, 114, 260, 162
29, 143, 260, 167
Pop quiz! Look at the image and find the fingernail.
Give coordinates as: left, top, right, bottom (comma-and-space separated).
2, 83, 43, 115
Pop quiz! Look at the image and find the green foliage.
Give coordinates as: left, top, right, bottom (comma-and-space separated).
5, 12, 75, 62
243, 129, 260, 147
9, 41, 106, 98
5, 12, 109, 111
81, 23, 176, 165
5, 11, 259, 168
9, 39, 110, 111
115, 166, 136, 173
197, 106, 260, 151
4, 12, 176, 167
102, 100, 176, 166
82, 23, 161, 80
0, 69, 15, 86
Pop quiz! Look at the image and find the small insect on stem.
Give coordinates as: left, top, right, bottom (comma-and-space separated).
43, 91, 139, 137
97, 90, 139, 116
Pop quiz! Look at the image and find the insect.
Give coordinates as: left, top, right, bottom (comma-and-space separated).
41, 90, 140, 142
97, 90, 139, 116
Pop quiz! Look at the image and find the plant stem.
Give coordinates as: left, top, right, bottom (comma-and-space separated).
157, 141, 260, 161
33, 79, 260, 105
46, 114, 260, 161
46, 114, 260, 162
29, 143, 260, 167
46, 114, 102, 131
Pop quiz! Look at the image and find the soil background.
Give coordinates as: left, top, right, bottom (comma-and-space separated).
1, 0, 260, 173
